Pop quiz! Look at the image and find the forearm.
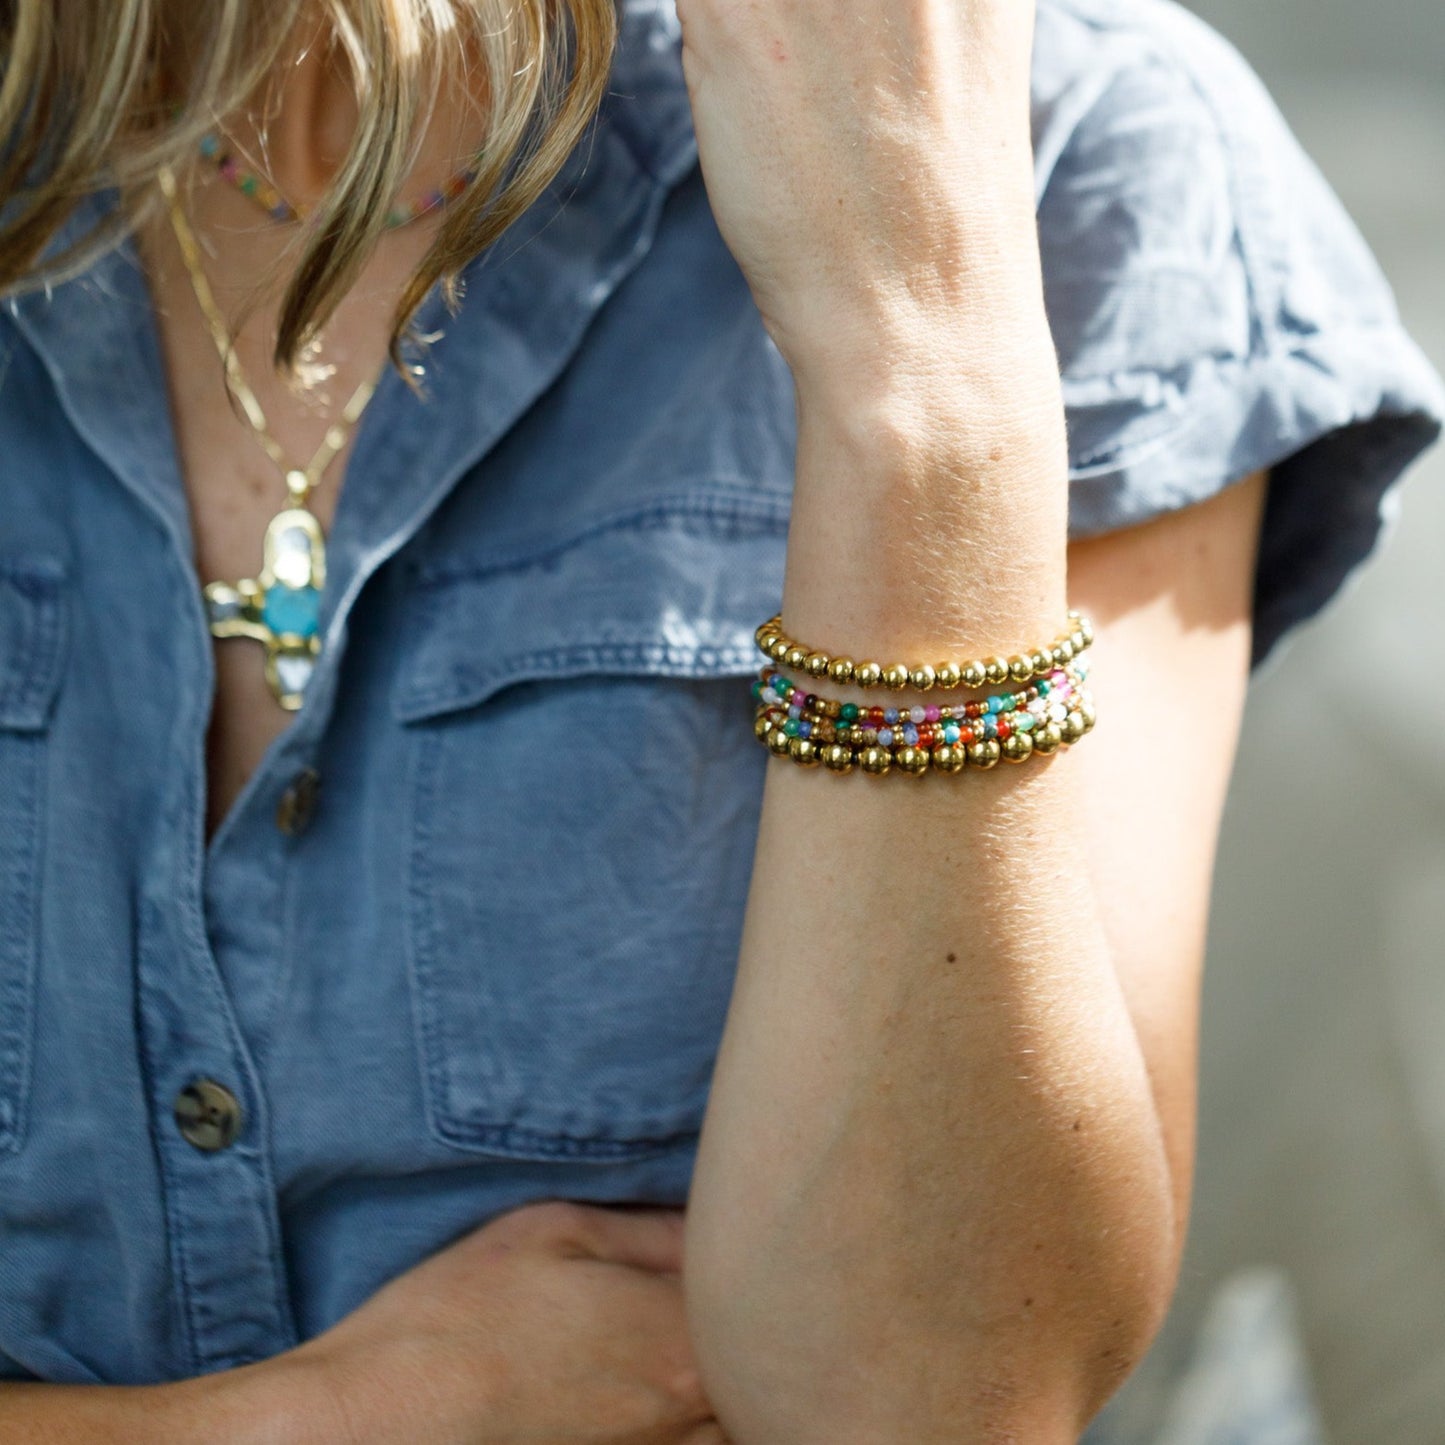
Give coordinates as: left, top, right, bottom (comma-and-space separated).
0, 1354, 333, 1444
683, 155, 1177, 1442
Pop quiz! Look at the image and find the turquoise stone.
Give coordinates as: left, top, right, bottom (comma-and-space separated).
262, 584, 321, 638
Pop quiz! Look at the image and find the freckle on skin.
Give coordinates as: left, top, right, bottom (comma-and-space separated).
946, 952, 957, 963
771, 37, 787, 63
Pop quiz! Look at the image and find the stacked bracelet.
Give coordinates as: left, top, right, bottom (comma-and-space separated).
749, 609, 1098, 776
753, 610, 1092, 692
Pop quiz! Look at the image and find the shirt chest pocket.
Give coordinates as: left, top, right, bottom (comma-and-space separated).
392, 493, 789, 1162
0, 559, 67, 1158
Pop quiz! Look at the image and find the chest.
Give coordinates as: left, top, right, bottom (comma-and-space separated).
140, 221, 426, 841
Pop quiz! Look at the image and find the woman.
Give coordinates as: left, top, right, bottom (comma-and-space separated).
0, 0, 1440, 1438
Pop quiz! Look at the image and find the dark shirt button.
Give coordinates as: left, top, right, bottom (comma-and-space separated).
174, 1078, 243, 1152
275, 766, 322, 836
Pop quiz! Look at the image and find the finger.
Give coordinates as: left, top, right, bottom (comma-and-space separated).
574, 1204, 687, 1274
677, 1425, 731, 1445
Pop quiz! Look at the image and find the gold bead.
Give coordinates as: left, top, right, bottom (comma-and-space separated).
1053, 638, 1075, 664
1008, 654, 1034, 683
785, 645, 809, 669
935, 661, 962, 690
1078, 695, 1098, 731
909, 664, 936, 692
828, 657, 856, 684
932, 744, 967, 774
821, 697, 842, 719
859, 746, 892, 776
966, 739, 1001, 770
753, 713, 773, 741
767, 727, 794, 756
822, 743, 855, 772
855, 661, 883, 689
1032, 722, 1064, 755
1061, 710, 1086, 743
1069, 629, 1086, 654
983, 656, 1010, 686
767, 638, 790, 661
1029, 648, 1053, 676
788, 737, 821, 766
805, 651, 831, 678
882, 663, 911, 691
1078, 615, 1095, 646
1000, 732, 1034, 764
961, 661, 988, 689
894, 745, 930, 775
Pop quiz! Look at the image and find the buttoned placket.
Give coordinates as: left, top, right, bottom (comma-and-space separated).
5, 6, 701, 1375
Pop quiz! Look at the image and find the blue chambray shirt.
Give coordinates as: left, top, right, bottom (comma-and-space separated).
1, 0, 1441, 1393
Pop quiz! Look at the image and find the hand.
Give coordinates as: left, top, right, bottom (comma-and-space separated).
275, 1200, 729, 1445
674, 0, 1040, 379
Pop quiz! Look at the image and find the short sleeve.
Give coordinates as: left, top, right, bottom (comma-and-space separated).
1038, 0, 1445, 673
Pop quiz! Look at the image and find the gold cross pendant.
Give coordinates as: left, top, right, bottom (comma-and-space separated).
203, 507, 327, 712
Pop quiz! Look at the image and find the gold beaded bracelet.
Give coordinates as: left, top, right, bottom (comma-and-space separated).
754, 610, 1093, 692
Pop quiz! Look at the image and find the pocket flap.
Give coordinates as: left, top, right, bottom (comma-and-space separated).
0, 558, 68, 733
394, 491, 790, 723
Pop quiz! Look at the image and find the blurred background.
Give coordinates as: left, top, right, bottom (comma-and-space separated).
1100, 3, 1445, 1442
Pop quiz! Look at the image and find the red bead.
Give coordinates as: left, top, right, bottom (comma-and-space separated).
959, 728, 975, 745
996, 719, 1011, 740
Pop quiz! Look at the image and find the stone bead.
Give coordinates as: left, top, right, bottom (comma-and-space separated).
822, 744, 856, 772
966, 739, 1001, 770
788, 737, 821, 766
859, 746, 893, 776
935, 661, 962, 690
1001, 732, 1034, 764
882, 663, 912, 692
854, 661, 884, 689
983, 656, 1011, 686
828, 657, 856, 683
805, 651, 831, 678
909, 664, 936, 692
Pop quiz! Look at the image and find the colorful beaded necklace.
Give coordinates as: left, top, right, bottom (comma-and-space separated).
198, 131, 475, 229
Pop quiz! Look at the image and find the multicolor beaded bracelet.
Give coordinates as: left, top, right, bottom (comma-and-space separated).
754, 610, 1094, 691
752, 665, 1096, 775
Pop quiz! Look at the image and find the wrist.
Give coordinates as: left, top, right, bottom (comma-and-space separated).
171, 1348, 353, 1445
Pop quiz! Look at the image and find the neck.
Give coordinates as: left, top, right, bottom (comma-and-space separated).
221, 10, 487, 217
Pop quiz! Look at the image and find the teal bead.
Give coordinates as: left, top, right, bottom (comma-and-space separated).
1016, 713, 1037, 731
782, 718, 801, 737
262, 584, 321, 638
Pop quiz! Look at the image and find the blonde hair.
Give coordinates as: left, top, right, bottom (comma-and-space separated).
0, 0, 619, 374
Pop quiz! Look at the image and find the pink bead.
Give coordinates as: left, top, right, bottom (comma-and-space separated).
924, 705, 941, 723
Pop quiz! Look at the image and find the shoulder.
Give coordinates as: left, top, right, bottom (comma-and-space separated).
1030, 0, 1445, 671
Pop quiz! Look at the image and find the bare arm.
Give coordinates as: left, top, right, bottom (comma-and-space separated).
676, 4, 1267, 1438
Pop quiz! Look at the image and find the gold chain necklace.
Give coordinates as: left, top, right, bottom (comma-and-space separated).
158, 163, 384, 711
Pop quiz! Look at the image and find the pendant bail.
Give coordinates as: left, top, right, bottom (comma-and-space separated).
285, 468, 311, 504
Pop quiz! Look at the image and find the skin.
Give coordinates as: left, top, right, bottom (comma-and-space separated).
2, 0, 1268, 1439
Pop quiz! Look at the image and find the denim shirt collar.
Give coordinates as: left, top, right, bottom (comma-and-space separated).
3, 0, 698, 832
